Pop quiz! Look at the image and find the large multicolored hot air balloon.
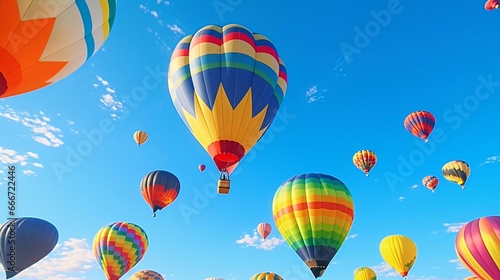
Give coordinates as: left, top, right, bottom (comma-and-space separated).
455, 216, 500, 280
353, 150, 377, 177
485, 0, 499, 10
422, 176, 438, 192
250, 272, 283, 280
442, 160, 470, 189
140, 170, 180, 217
168, 24, 287, 194
257, 222, 272, 240
404, 111, 435, 142
134, 131, 148, 147
379, 235, 417, 279
0, 217, 58, 279
353, 267, 377, 280
0, 0, 116, 99
272, 173, 355, 278
93, 222, 148, 280
130, 270, 164, 280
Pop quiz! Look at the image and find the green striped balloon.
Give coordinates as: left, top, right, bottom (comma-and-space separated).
272, 173, 355, 278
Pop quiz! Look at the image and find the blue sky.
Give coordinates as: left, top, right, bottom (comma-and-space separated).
1, 0, 500, 279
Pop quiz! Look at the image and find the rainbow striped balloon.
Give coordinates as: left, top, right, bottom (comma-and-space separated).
455, 216, 500, 280
168, 24, 287, 175
249, 272, 283, 280
93, 222, 149, 280
130, 270, 163, 280
272, 173, 355, 278
0, 0, 116, 99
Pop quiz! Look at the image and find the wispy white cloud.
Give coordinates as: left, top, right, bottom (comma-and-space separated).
346, 234, 358, 239
157, 0, 170, 4
480, 155, 500, 166
305, 85, 326, 103
94, 76, 123, 120
236, 230, 285, 251
150, 10, 159, 18
399, 196, 405, 201
410, 184, 418, 190
167, 24, 185, 35
449, 259, 466, 270
431, 231, 438, 235
444, 222, 467, 233
0, 147, 43, 176
371, 262, 399, 277
16, 238, 95, 280
0, 105, 63, 147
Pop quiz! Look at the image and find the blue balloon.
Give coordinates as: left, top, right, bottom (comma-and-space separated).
0, 217, 58, 278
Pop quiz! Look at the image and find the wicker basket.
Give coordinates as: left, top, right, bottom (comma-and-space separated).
217, 179, 230, 194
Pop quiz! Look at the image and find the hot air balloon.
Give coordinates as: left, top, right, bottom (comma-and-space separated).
455, 216, 500, 280
130, 270, 164, 280
442, 160, 470, 189
168, 24, 288, 195
379, 235, 417, 279
485, 0, 499, 10
353, 150, 377, 177
0, 217, 58, 279
250, 272, 283, 280
140, 170, 180, 217
422, 176, 438, 192
93, 222, 148, 280
134, 131, 148, 147
464, 277, 482, 280
404, 111, 435, 142
257, 222, 272, 240
272, 173, 355, 278
353, 267, 377, 280
0, 0, 116, 99
199, 164, 206, 172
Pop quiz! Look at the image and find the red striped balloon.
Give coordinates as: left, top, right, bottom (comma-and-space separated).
257, 223, 272, 240
455, 216, 500, 280
404, 111, 435, 142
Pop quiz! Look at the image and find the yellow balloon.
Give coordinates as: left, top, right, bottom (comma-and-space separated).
133, 131, 148, 147
353, 267, 377, 280
379, 235, 417, 279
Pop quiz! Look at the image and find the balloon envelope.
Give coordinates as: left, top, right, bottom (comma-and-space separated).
249, 272, 283, 280
0, 0, 116, 99
353, 267, 377, 280
140, 170, 181, 217
257, 222, 272, 240
134, 131, 148, 146
0, 217, 58, 279
442, 160, 470, 189
455, 216, 500, 280
353, 150, 377, 176
404, 111, 435, 142
93, 222, 148, 280
272, 173, 354, 278
422, 176, 438, 192
168, 24, 287, 175
130, 270, 164, 280
379, 235, 417, 278
199, 164, 206, 172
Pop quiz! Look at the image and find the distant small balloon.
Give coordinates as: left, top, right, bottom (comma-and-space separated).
130, 269, 164, 280
257, 222, 272, 240
199, 164, 206, 172
442, 160, 470, 189
422, 176, 439, 192
134, 131, 148, 147
404, 111, 435, 142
